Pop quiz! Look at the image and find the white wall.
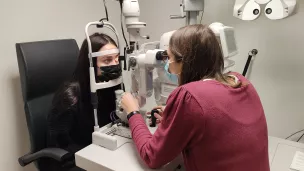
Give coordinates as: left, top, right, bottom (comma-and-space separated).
140, 0, 304, 140
1, 0, 304, 170
0, 0, 122, 170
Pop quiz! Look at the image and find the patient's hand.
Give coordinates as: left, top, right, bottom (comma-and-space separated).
147, 106, 165, 124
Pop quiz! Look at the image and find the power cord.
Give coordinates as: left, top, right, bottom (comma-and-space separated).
285, 129, 304, 140
297, 132, 304, 142
103, 0, 109, 21
97, 0, 109, 27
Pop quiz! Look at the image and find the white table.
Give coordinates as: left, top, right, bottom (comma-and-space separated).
268, 136, 304, 170
75, 134, 183, 171
76, 136, 304, 171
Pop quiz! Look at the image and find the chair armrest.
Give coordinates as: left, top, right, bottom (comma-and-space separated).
18, 148, 73, 167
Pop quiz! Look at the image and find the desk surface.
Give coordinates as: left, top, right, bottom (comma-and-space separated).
268, 136, 304, 170
75, 135, 183, 171
76, 136, 304, 171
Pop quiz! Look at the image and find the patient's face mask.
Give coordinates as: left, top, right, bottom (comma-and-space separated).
98, 64, 122, 82
96, 44, 121, 82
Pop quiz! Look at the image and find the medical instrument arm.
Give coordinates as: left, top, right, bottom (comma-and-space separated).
170, 0, 204, 25
118, 0, 148, 54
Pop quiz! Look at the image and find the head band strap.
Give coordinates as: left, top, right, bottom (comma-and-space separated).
91, 48, 119, 58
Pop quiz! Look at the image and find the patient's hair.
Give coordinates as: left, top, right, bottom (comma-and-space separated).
72, 33, 117, 103
169, 24, 241, 88
52, 33, 118, 113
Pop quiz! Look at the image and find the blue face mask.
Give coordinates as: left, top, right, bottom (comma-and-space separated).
164, 61, 179, 84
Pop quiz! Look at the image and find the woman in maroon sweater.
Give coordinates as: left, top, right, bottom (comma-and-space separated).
120, 24, 270, 171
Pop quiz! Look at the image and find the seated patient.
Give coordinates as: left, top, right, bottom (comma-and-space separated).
46, 33, 122, 171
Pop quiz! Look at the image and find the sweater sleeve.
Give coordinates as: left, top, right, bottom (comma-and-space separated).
128, 87, 205, 169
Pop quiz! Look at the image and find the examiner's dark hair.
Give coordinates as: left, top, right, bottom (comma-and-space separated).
169, 24, 241, 87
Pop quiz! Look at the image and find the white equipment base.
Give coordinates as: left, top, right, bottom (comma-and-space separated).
76, 136, 304, 171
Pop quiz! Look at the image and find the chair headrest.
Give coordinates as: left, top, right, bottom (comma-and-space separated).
16, 39, 79, 101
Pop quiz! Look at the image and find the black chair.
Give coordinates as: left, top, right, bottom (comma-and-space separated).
16, 39, 79, 170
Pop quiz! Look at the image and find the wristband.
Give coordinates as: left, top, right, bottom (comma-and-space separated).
127, 111, 140, 120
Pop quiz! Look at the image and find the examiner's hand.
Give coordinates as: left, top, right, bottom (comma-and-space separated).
147, 106, 165, 124
121, 92, 140, 114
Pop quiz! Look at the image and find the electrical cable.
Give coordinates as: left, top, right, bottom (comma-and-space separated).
297, 132, 304, 142
103, 0, 109, 21
110, 111, 115, 122
110, 111, 117, 122
285, 129, 304, 139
